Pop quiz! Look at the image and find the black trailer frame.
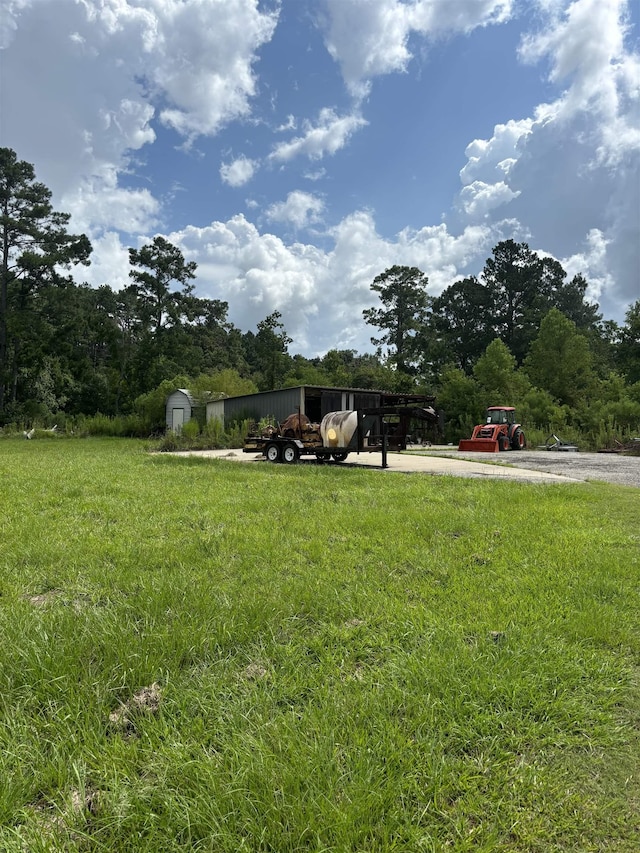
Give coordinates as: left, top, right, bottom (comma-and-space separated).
243, 404, 438, 468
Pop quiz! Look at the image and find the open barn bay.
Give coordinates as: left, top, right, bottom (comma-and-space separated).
1, 439, 638, 851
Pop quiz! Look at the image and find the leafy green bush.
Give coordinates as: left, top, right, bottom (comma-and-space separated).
181, 419, 200, 441
153, 416, 251, 452
225, 418, 252, 448
158, 432, 180, 452
204, 416, 225, 445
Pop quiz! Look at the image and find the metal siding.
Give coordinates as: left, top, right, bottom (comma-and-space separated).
166, 390, 192, 430
218, 385, 387, 427
220, 389, 296, 425
206, 400, 226, 424
221, 396, 264, 423
252, 388, 300, 424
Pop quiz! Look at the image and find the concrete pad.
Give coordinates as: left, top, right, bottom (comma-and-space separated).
373, 452, 581, 482
164, 448, 582, 484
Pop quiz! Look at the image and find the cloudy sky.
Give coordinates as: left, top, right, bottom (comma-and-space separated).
2, 0, 639, 355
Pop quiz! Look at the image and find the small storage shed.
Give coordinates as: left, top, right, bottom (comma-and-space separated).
166, 389, 196, 432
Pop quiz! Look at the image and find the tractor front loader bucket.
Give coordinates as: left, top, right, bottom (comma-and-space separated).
458, 438, 500, 452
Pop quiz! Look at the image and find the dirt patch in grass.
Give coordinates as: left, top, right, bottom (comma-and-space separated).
241, 662, 268, 680
109, 682, 162, 732
25, 589, 64, 607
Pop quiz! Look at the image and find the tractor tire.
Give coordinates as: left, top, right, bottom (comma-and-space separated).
499, 434, 510, 451
511, 428, 525, 450
282, 442, 299, 464
265, 442, 281, 463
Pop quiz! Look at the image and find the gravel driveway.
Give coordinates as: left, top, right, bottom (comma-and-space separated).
419, 448, 640, 488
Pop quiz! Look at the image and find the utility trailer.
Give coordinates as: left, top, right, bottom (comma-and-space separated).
243, 404, 438, 467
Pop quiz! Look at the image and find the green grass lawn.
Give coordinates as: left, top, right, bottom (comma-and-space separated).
1, 438, 638, 852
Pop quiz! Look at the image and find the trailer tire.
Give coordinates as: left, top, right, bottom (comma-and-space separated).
282, 443, 299, 464
332, 452, 349, 462
511, 428, 525, 450
265, 442, 281, 463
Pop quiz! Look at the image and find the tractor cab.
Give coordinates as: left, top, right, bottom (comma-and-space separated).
486, 406, 515, 426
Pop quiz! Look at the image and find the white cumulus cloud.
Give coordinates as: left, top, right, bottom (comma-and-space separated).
270, 108, 368, 162
518, 0, 640, 163
322, 0, 513, 96
560, 228, 615, 304
151, 211, 496, 355
0, 0, 278, 216
459, 181, 521, 220
454, 0, 639, 317
265, 191, 325, 230
220, 155, 258, 187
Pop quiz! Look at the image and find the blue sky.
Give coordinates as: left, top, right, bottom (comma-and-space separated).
2, 0, 639, 356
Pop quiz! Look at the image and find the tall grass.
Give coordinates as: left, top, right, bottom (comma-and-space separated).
525, 421, 640, 451
157, 417, 252, 452
0, 413, 153, 439
0, 439, 638, 851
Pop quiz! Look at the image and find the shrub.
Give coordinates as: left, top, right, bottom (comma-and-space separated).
158, 432, 181, 452
225, 418, 252, 448
204, 417, 225, 446
71, 413, 151, 438
181, 419, 201, 441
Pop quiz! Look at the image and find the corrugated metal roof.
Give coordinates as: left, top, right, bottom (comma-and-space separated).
220, 385, 435, 404
176, 388, 196, 404
222, 384, 388, 402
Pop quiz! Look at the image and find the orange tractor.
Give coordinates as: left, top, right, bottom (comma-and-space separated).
458, 406, 526, 453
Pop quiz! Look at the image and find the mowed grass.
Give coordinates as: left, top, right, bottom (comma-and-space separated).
0, 439, 638, 852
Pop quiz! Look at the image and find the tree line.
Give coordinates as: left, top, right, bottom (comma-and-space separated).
1, 147, 638, 445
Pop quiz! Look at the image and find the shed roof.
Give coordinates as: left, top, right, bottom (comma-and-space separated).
217, 385, 435, 405
174, 389, 196, 405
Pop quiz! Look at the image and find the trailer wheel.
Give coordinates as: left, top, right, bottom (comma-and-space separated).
282, 442, 299, 464
511, 428, 525, 450
332, 452, 348, 462
265, 442, 281, 463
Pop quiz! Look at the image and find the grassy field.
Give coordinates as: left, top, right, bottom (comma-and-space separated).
0, 438, 638, 852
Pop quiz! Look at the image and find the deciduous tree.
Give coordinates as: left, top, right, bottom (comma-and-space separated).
523, 308, 595, 406
616, 301, 640, 385
473, 338, 529, 403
